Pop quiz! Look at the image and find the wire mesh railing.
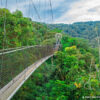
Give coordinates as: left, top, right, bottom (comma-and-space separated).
0, 45, 54, 89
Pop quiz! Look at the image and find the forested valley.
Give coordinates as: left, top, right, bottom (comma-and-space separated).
0, 9, 100, 100
48, 22, 100, 47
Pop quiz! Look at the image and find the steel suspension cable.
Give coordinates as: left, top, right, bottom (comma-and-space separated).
16, 0, 18, 10
31, 0, 41, 21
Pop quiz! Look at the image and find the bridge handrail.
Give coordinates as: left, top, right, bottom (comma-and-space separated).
0, 45, 55, 90
0, 45, 43, 55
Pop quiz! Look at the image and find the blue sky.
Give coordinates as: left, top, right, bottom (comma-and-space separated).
1, 0, 100, 24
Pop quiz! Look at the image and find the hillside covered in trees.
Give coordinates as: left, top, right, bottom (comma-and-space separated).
48, 22, 100, 47
0, 8, 56, 49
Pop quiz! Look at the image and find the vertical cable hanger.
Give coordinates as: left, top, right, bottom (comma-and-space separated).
0, 0, 2, 6
37, 0, 41, 43
24, 0, 27, 17
26, 0, 30, 18
28, 0, 31, 18
46, 0, 54, 28
49, 0, 53, 23
95, 26, 100, 65
95, 25, 100, 82
45, 0, 50, 30
0, 0, 3, 89
30, 0, 34, 22
48, 0, 50, 25
16, 0, 18, 10
0, 0, 1, 17
0, 0, 8, 89
38, 0, 40, 15
0, 0, 3, 17
44, 0, 46, 23
30, 0, 42, 44
37, 0, 41, 22
0, 0, 2, 8
4, 0, 8, 49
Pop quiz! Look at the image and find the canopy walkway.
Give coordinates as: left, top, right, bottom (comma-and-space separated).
0, 45, 59, 100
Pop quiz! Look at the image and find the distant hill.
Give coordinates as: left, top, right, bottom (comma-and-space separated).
48, 21, 100, 47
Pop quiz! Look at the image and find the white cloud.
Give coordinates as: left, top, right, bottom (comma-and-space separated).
54, 0, 100, 24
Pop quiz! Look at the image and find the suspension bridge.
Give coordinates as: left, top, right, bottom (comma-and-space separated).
0, 0, 60, 99
0, 44, 60, 100
0, 23, 62, 100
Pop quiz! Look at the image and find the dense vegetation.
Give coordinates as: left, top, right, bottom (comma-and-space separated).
0, 8, 56, 49
0, 8, 100, 100
48, 22, 100, 47
12, 35, 100, 100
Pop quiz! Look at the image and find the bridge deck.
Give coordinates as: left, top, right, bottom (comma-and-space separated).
0, 55, 53, 100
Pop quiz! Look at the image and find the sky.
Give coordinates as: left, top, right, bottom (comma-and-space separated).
0, 0, 100, 24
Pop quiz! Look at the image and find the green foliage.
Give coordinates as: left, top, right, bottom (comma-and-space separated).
41, 38, 56, 45
65, 45, 78, 55
13, 10, 23, 18
2, 8, 99, 100
0, 9, 56, 49
12, 34, 100, 100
